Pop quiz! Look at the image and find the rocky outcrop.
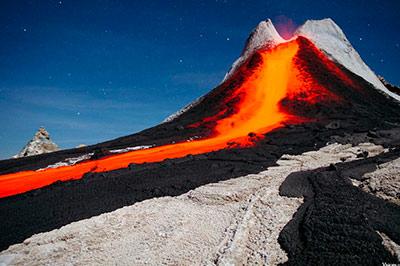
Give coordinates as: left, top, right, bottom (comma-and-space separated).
14, 127, 59, 158
358, 157, 400, 205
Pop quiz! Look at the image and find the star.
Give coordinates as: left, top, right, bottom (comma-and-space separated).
359, 37, 363, 41
23, 28, 27, 32
226, 37, 230, 41
76, 112, 81, 116
179, 59, 183, 63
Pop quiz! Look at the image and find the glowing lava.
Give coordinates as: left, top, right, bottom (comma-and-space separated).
0, 38, 343, 198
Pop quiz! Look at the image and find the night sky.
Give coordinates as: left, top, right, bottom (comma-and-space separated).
1, 0, 399, 159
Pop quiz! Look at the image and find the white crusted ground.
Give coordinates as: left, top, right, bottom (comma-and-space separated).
0, 142, 386, 266
378, 231, 400, 261
356, 157, 400, 205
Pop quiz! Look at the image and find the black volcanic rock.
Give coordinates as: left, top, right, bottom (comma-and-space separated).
279, 149, 400, 265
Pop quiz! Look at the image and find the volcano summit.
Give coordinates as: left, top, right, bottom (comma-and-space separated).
0, 18, 399, 265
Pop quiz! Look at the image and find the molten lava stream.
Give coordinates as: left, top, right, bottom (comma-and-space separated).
0, 40, 301, 199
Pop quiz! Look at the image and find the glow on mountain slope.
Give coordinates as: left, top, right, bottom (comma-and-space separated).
0, 38, 342, 198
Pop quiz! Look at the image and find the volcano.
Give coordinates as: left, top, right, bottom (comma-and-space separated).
0, 19, 400, 265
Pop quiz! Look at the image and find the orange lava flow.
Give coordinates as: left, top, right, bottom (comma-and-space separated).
0, 39, 309, 198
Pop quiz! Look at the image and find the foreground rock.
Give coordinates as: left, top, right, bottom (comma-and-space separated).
0, 142, 390, 265
278, 146, 400, 265
358, 157, 400, 205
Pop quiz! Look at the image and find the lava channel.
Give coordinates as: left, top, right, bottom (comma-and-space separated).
0, 38, 342, 198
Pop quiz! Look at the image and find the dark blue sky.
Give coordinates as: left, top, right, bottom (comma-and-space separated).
1, 0, 399, 158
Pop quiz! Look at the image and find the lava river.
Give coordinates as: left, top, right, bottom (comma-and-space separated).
0, 38, 344, 198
